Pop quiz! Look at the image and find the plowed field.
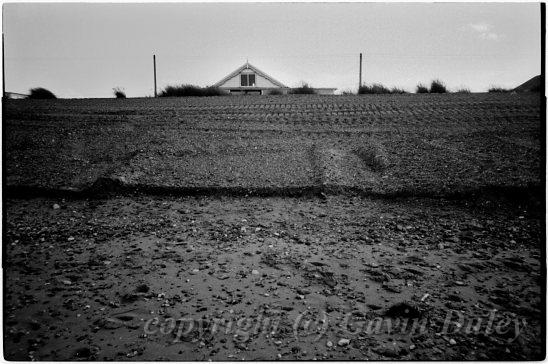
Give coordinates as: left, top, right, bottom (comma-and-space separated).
4, 93, 542, 195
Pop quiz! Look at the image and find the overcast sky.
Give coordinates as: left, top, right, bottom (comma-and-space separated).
3, 2, 541, 98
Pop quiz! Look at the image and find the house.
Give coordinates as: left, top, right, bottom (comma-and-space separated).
213, 62, 290, 95
213, 62, 336, 95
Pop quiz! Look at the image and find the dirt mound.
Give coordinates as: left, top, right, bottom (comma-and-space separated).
514, 75, 542, 93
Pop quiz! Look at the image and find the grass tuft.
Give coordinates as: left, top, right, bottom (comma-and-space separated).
416, 84, 429, 94
390, 87, 408, 94
358, 83, 391, 94
290, 83, 316, 95
429, 79, 447, 94
113, 87, 126, 99
358, 84, 407, 95
488, 86, 511, 93
159, 85, 227, 97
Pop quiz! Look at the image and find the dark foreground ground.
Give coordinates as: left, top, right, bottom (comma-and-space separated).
4, 194, 544, 360
3, 94, 545, 360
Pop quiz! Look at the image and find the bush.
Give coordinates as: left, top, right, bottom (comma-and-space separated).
341, 90, 355, 95
268, 89, 284, 95
27, 87, 56, 99
290, 83, 316, 94
429, 79, 447, 93
358, 84, 407, 95
113, 87, 126, 99
159, 84, 227, 97
358, 83, 390, 94
416, 84, 429, 93
390, 87, 407, 94
488, 86, 510, 93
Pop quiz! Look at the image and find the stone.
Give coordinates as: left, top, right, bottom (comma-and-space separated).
338, 338, 350, 346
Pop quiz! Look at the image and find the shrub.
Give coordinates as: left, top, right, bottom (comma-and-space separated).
268, 89, 284, 95
488, 86, 510, 93
358, 83, 390, 94
416, 84, 429, 93
390, 87, 407, 94
341, 89, 355, 95
159, 84, 227, 97
429, 79, 447, 93
358, 84, 407, 95
27, 87, 56, 99
113, 87, 126, 99
455, 87, 471, 94
290, 83, 316, 94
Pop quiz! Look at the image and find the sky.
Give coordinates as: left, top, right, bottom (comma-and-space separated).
3, 2, 542, 98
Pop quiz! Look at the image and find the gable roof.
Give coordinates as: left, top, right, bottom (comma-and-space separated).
214, 62, 289, 88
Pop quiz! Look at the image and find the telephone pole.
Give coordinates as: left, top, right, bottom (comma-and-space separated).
359, 52, 363, 89
153, 54, 157, 98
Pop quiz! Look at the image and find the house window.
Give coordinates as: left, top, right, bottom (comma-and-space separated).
241, 73, 256, 87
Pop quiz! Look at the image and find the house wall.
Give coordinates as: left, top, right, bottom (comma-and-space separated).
220, 73, 280, 88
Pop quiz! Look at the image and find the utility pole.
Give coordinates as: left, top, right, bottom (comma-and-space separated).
359, 52, 363, 89
153, 54, 157, 98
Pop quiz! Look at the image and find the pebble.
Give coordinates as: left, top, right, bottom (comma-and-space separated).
449, 338, 457, 345
338, 338, 350, 346
326, 341, 333, 348
251, 270, 260, 275
52, 204, 61, 209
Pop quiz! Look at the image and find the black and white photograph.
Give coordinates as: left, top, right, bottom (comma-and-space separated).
2, 1, 545, 361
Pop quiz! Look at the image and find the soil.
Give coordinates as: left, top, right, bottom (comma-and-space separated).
4, 94, 541, 194
4, 194, 544, 360
4, 94, 544, 360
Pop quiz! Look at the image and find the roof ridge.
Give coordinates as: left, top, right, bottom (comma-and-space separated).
213, 62, 288, 88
